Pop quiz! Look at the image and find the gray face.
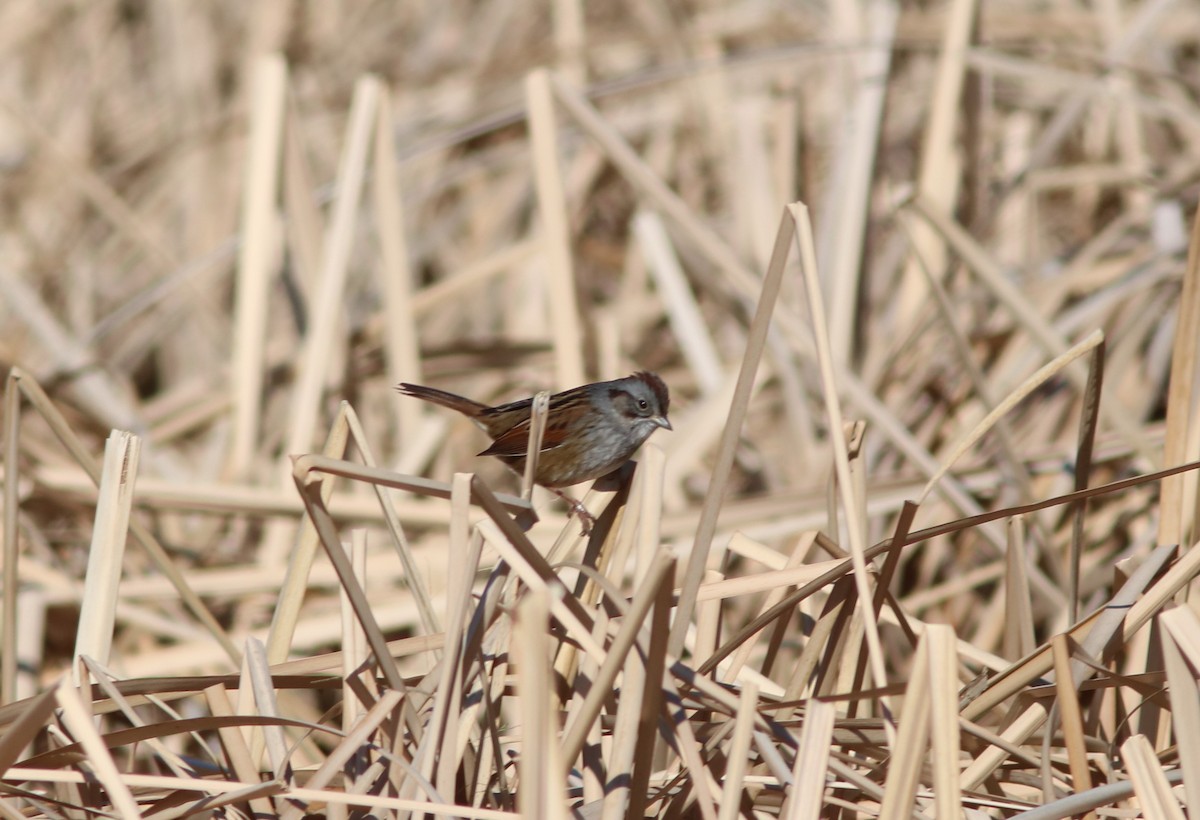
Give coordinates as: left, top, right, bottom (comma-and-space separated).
609, 377, 672, 444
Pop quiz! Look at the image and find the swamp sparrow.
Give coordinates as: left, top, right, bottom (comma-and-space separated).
396, 372, 671, 531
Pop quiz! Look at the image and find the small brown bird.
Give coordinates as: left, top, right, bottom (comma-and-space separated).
396, 372, 671, 531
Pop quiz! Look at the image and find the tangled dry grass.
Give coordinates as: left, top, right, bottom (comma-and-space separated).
4, 1, 1200, 817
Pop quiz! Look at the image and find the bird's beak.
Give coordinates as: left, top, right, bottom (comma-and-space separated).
654, 416, 673, 431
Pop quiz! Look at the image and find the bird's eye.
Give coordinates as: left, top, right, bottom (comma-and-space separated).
637, 398, 649, 411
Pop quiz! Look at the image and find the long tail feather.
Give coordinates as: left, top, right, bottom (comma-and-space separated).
395, 383, 489, 418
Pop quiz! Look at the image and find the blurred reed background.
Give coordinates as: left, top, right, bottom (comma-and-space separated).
3, 1, 1200, 817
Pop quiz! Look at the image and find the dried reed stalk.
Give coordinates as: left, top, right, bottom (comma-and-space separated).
4, 3, 1200, 817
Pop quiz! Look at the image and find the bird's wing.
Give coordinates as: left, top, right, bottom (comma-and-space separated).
478, 416, 571, 458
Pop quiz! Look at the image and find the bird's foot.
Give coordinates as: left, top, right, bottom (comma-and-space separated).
549, 487, 595, 535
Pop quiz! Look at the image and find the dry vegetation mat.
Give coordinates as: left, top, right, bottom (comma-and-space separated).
4, 1, 1200, 817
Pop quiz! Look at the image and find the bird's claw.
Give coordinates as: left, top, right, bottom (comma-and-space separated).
571, 502, 595, 536
549, 487, 595, 535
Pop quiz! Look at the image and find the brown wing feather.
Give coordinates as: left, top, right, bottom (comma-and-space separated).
478, 414, 572, 458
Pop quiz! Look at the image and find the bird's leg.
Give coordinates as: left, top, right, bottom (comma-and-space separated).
547, 487, 595, 535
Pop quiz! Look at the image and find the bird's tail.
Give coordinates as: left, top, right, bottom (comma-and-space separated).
395, 383, 489, 418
